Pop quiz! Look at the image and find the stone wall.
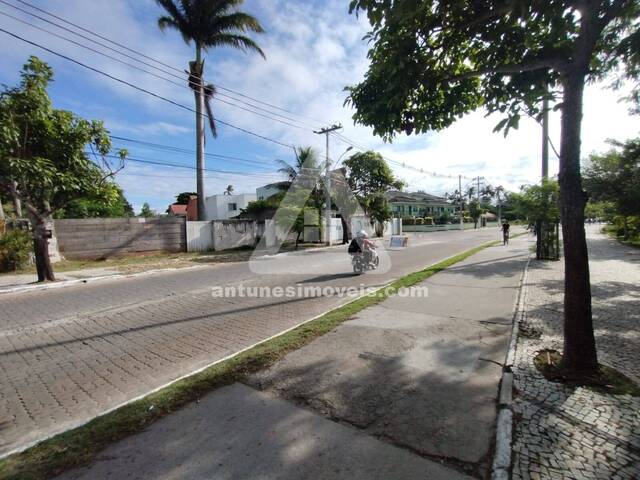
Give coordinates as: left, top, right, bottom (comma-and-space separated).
54, 217, 186, 259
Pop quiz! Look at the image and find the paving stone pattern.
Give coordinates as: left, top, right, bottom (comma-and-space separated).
512, 227, 640, 479
0, 228, 506, 458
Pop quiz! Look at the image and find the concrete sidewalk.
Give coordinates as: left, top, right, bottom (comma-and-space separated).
0, 267, 120, 289
57, 235, 532, 480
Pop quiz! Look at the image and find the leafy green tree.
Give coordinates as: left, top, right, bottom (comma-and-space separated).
54, 185, 133, 218
584, 138, 640, 239
584, 201, 616, 222
156, 0, 265, 220
0, 57, 126, 282
241, 191, 285, 220
175, 192, 197, 205
346, 0, 640, 374
139, 203, 156, 218
511, 180, 561, 230
366, 194, 392, 236
343, 151, 403, 234
468, 200, 482, 229
511, 180, 561, 259
0, 229, 32, 272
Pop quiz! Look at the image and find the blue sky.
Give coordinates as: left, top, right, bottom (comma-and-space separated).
1, 0, 639, 213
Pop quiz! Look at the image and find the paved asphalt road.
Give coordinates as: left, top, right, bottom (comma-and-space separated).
0, 227, 510, 458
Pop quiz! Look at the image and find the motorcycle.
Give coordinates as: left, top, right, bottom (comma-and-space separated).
351, 250, 379, 274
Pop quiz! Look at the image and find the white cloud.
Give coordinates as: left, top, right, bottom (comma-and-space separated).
108, 120, 193, 137
1, 0, 639, 207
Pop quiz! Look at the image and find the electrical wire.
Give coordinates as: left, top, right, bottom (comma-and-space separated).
97, 153, 282, 178
4, 0, 329, 129
0, 9, 313, 131
111, 136, 277, 168
0, 27, 296, 150
0, 3, 508, 186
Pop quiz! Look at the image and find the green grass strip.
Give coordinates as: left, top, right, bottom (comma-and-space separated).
0, 239, 503, 480
601, 225, 640, 249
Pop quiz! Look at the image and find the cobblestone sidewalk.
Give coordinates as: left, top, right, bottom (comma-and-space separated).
512, 226, 640, 479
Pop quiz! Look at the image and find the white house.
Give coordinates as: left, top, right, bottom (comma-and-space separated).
256, 181, 290, 200
204, 193, 257, 220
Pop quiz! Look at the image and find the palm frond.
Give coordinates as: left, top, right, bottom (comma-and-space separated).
157, 15, 177, 31
205, 34, 266, 58
156, 0, 192, 43
203, 83, 217, 138
212, 12, 265, 34
275, 159, 296, 181
295, 147, 319, 171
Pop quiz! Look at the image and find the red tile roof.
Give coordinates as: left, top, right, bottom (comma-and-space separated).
168, 204, 187, 216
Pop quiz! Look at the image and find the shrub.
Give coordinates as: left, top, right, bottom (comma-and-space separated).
0, 229, 33, 272
402, 218, 416, 226
423, 217, 434, 225
415, 218, 424, 225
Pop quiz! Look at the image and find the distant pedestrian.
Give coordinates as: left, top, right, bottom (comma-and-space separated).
502, 221, 511, 245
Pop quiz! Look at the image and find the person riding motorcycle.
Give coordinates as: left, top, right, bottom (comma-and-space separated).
348, 230, 377, 264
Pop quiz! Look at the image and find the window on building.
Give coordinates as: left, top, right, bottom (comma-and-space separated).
228, 203, 238, 211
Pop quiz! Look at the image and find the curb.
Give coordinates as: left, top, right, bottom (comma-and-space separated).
491, 249, 532, 480
0, 265, 209, 296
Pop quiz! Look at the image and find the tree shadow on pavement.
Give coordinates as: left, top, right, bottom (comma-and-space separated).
438, 256, 529, 280
246, 321, 513, 479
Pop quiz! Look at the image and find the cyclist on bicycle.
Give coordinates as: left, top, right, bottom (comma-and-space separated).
501, 221, 511, 245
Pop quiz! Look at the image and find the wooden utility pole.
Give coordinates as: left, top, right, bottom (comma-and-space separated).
314, 124, 342, 245
542, 97, 549, 179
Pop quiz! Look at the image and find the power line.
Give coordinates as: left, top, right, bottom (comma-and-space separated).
98, 153, 281, 177
5, 0, 329, 129
330, 131, 476, 180
0, 8, 313, 131
1, 4, 503, 187
0, 27, 295, 150
113, 147, 276, 171
111, 136, 277, 168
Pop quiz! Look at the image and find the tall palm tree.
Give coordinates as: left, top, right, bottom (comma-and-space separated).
276, 147, 320, 182
156, 0, 265, 220
277, 146, 323, 228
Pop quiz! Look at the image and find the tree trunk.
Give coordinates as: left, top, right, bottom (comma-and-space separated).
30, 215, 55, 282
12, 181, 22, 218
194, 46, 206, 221
558, 71, 597, 374
0, 197, 5, 221
341, 215, 351, 243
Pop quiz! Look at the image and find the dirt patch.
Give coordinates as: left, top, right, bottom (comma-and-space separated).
534, 349, 640, 396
